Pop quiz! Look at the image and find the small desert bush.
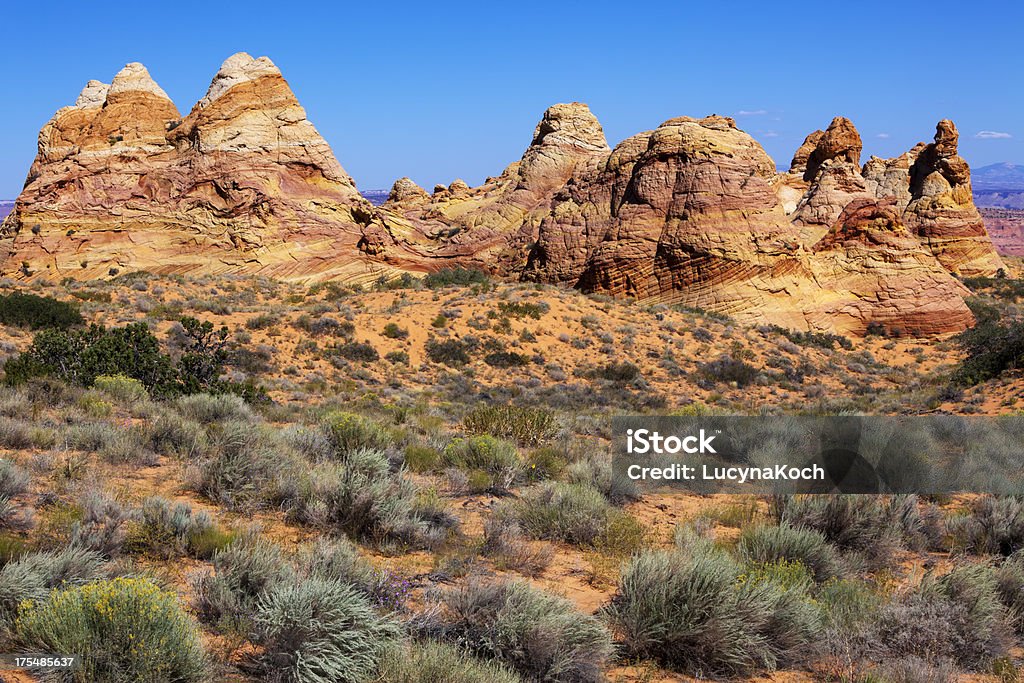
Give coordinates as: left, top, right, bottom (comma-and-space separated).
403, 444, 442, 472
300, 538, 410, 612
995, 553, 1024, 635
175, 392, 253, 423
421, 579, 612, 682
0, 458, 30, 511
285, 448, 455, 548
382, 323, 408, 339
773, 494, 902, 569
191, 421, 295, 509
322, 411, 393, 456
766, 325, 853, 351
126, 496, 234, 559
484, 350, 531, 368
333, 340, 380, 362
462, 404, 557, 446
424, 337, 472, 366
15, 577, 207, 682
253, 577, 401, 683
526, 447, 568, 481
422, 267, 488, 289
497, 300, 549, 319
698, 354, 759, 388
378, 640, 523, 683
502, 481, 645, 549
149, 409, 208, 458
0, 418, 51, 451
0, 547, 105, 623
482, 516, 554, 577
93, 373, 148, 403
592, 361, 641, 383
949, 496, 1024, 556
70, 491, 132, 557
443, 435, 523, 493
195, 538, 296, 632
872, 563, 1011, 669
0, 292, 83, 330
604, 544, 821, 676
737, 523, 844, 582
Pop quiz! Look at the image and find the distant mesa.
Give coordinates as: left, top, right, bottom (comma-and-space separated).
0, 201, 12, 222
0, 54, 1007, 336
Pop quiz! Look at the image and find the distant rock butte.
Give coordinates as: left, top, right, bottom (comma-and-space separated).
1, 55, 1005, 335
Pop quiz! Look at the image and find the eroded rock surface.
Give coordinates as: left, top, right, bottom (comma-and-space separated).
2, 58, 1004, 335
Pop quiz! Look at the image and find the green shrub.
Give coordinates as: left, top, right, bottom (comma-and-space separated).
484, 351, 530, 368
5, 317, 260, 400
126, 496, 232, 559
0, 547, 105, 623
300, 538, 409, 612
463, 404, 557, 446
526, 447, 567, 481
70, 491, 132, 558
422, 268, 489, 289
874, 563, 1010, 669
737, 523, 843, 582
605, 545, 821, 675
93, 374, 148, 403
385, 350, 409, 364
322, 411, 392, 456
497, 301, 549, 320
379, 640, 523, 683
15, 577, 207, 682
765, 325, 853, 351
334, 341, 380, 362
424, 579, 612, 682
404, 444, 442, 472
191, 422, 294, 509
698, 354, 759, 388
774, 494, 902, 569
443, 435, 522, 493
952, 304, 1024, 386
592, 361, 641, 383
0, 292, 83, 330
175, 392, 252, 423
285, 449, 455, 548
195, 538, 296, 632
425, 338, 471, 366
951, 496, 1024, 556
504, 482, 644, 549
3, 323, 176, 392
382, 323, 408, 339
254, 577, 400, 683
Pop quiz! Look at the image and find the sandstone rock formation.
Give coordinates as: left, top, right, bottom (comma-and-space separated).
1, 55, 1006, 335
1, 54, 390, 284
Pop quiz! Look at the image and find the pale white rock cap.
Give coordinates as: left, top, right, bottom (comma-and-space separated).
199, 52, 282, 108
108, 63, 172, 101
75, 80, 110, 108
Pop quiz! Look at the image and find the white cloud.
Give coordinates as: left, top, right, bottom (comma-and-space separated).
876, 133, 891, 139
736, 109, 768, 116
761, 131, 780, 138
975, 130, 1013, 139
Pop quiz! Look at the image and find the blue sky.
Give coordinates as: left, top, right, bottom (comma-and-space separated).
2, 0, 1021, 197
